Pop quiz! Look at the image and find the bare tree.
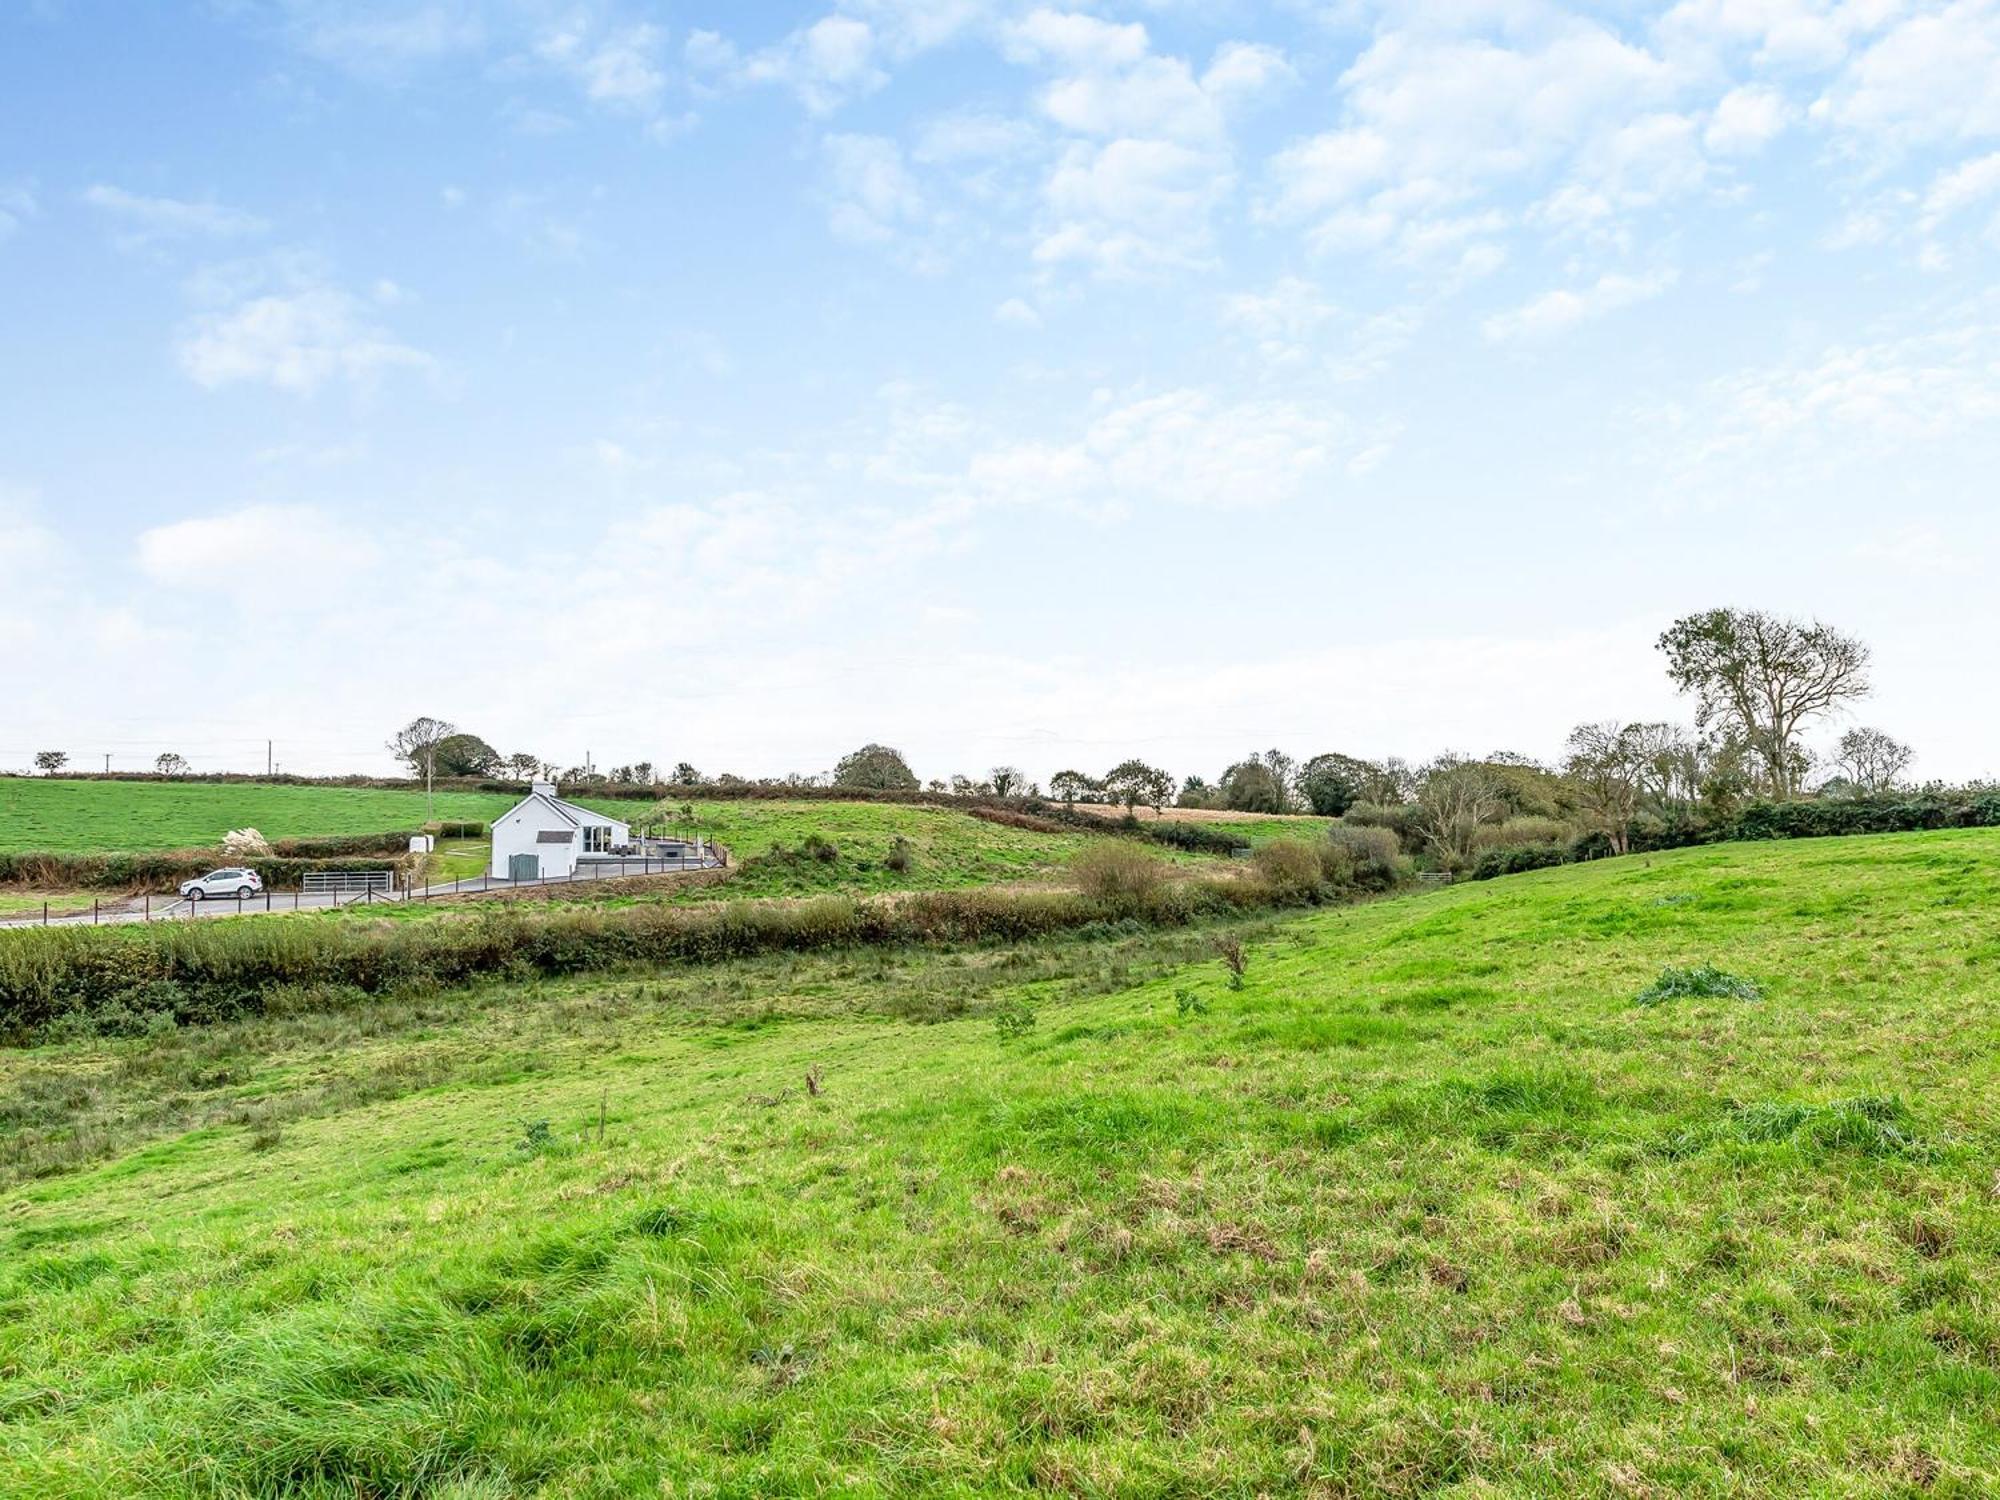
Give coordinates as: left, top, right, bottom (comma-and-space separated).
1415, 758, 1507, 870
989, 766, 1027, 799
155, 752, 190, 777
1658, 608, 1871, 799
388, 715, 457, 818
1836, 727, 1913, 793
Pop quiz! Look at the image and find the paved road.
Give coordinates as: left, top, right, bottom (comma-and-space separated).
0, 852, 725, 930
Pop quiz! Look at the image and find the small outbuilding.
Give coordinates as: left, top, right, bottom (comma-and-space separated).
489, 781, 632, 881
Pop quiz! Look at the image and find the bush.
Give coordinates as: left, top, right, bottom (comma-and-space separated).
1251, 839, 1325, 901
1473, 816, 1572, 853
1325, 824, 1404, 891
1069, 843, 1169, 913
1341, 802, 1421, 852
1469, 845, 1572, 881
885, 836, 913, 873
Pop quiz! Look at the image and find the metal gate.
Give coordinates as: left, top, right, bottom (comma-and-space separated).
508, 853, 540, 882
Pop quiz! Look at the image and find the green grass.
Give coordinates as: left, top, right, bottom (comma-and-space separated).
0, 778, 519, 853
3, 829, 1998, 1494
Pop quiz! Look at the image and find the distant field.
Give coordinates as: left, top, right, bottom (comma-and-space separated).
6, 829, 1996, 1492
0, 779, 521, 853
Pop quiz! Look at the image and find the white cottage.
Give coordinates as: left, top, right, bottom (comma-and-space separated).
489, 781, 632, 881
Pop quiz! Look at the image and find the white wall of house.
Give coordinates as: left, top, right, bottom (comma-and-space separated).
488, 782, 631, 880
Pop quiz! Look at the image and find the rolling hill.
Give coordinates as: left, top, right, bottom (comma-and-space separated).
2, 829, 1996, 1494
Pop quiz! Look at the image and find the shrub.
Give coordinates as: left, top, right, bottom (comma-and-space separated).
1069, 843, 1168, 913
1470, 845, 1571, 881
1251, 839, 1325, 901
1341, 802, 1422, 852
885, 836, 913, 873
1473, 816, 1572, 853
801, 834, 839, 864
1635, 964, 1763, 1007
1325, 825, 1403, 891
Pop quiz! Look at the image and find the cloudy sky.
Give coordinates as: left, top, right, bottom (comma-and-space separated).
2, 0, 1996, 784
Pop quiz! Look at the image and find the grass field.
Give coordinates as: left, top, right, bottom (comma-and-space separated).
0, 779, 522, 853
3, 830, 1997, 1494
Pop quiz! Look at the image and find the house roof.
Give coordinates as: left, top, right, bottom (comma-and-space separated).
496, 788, 629, 831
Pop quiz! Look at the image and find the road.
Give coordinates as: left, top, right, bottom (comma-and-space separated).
0, 851, 726, 929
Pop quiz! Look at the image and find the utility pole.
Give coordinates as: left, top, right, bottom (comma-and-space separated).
267, 740, 273, 776
103, 753, 110, 773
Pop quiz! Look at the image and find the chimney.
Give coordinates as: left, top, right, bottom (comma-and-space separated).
532, 779, 558, 798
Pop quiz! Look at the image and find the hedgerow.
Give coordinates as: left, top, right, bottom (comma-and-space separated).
0, 877, 1292, 1041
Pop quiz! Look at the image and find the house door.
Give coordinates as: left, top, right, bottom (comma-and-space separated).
508, 853, 541, 882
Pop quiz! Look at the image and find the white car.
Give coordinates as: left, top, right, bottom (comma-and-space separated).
180, 867, 264, 901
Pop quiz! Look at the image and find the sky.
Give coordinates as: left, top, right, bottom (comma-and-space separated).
2, 0, 1997, 786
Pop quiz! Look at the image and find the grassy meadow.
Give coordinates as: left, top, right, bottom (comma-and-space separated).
2, 828, 1996, 1493
0, 779, 519, 853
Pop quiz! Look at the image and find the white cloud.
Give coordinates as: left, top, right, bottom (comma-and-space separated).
737, 16, 886, 113
177, 282, 433, 394
136, 504, 382, 599
1921, 150, 2000, 225
1200, 41, 1297, 110
0, 183, 36, 242
1853, 523, 1979, 577
1704, 84, 1793, 154
968, 388, 1364, 513
1811, 2, 2000, 147
282, 2, 486, 74
994, 297, 1043, 327
81, 184, 268, 247
823, 133, 927, 244
1221, 275, 1337, 364
1036, 137, 1233, 275
1003, 9, 1150, 71
1039, 55, 1225, 144
1483, 267, 1678, 341
537, 21, 667, 112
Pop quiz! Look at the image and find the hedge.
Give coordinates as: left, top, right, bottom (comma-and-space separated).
0, 877, 1289, 1040
1468, 788, 2000, 882
0, 852, 405, 893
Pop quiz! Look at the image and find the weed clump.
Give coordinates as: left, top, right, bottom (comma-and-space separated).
1214, 934, 1247, 990
1635, 964, 1762, 1006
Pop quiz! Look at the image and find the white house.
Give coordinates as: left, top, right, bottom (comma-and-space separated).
489, 781, 632, 881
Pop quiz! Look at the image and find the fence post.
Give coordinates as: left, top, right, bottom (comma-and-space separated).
93, 899, 99, 925
43, 901, 48, 926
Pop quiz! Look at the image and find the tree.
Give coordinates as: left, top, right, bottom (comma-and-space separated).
1177, 774, 1219, 809
33, 750, 66, 775
1414, 758, 1507, 870
1562, 723, 1647, 855
155, 752, 189, 777
1836, 727, 1913, 793
504, 752, 543, 780
989, 766, 1027, 799
669, 762, 702, 787
1049, 769, 1094, 805
433, 732, 501, 778
1260, 749, 1298, 812
832, 743, 918, 791
1219, 758, 1284, 813
1297, 752, 1384, 817
1103, 759, 1174, 815
1658, 609, 1871, 800
387, 716, 456, 817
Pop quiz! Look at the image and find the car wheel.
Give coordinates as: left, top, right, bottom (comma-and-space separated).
238, 886, 256, 898
189, 888, 204, 901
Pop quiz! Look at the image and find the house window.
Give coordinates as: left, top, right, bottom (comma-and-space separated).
583, 825, 611, 854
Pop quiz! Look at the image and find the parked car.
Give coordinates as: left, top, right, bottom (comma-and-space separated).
180, 867, 263, 901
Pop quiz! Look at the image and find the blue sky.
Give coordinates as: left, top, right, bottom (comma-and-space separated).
3, 0, 1997, 783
